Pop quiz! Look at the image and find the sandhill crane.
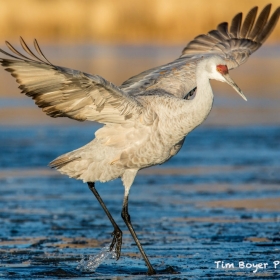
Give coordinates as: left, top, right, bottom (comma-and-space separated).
0, 4, 279, 275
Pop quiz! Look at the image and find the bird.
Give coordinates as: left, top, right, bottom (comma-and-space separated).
0, 4, 279, 275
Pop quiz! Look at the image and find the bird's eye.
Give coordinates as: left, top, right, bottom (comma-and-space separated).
184, 87, 197, 100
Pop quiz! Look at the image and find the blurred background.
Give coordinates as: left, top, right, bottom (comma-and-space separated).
0, 1, 280, 278
0, 0, 280, 44
0, 0, 279, 126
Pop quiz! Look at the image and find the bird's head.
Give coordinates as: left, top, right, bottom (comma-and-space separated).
206, 56, 247, 101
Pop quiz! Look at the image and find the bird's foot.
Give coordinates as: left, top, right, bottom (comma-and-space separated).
110, 228, 122, 260
147, 268, 156, 275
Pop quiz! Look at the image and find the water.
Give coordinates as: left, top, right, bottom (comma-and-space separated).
0, 125, 280, 279
0, 45, 280, 279
76, 244, 117, 272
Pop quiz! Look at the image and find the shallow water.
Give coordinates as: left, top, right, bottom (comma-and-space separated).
0, 125, 280, 279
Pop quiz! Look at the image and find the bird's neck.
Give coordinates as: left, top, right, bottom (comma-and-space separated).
181, 71, 214, 134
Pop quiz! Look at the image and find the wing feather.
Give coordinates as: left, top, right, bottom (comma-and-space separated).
181, 4, 279, 69
240, 7, 258, 37
0, 39, 143, 124
257, 6, 280, 44
230, 13, 242, 38
207, 30, 227, 42
216, 22, 230, 39
248, 4, 271, 40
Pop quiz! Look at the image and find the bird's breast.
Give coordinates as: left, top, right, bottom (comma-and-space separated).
114, 120, 186, 170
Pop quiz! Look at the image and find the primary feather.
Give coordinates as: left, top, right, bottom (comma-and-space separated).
1, 38, 143, 124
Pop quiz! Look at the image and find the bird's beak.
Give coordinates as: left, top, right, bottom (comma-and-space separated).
223, 74, 247, 101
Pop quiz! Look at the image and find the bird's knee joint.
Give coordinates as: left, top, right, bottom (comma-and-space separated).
121, 211, 131, 222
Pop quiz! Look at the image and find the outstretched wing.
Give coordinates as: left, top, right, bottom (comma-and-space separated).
121, 4, 279, 98
181, 4, 280, 69
0, 38, 143, 124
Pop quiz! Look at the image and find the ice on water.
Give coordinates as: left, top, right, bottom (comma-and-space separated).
76, 244, 117, 272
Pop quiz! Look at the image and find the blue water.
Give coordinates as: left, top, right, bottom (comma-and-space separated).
1, 125, 280, 170
0, 124, 280, 279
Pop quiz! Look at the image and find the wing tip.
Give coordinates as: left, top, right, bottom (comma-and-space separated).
1, 37, 53, 65
181, 4, 279, 60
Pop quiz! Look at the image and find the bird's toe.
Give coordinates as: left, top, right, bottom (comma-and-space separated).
110, 228, 123, 260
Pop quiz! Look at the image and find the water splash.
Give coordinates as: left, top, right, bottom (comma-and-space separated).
76, 244, 117, 272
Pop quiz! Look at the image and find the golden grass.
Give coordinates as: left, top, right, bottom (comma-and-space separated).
0, 0, 279, 44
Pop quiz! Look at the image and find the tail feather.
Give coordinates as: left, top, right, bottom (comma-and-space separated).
49, 155, 80, 169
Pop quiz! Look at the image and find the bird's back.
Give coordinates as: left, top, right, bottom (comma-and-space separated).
120, 57, 198, 99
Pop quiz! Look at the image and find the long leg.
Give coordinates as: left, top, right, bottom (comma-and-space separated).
87, 182, 122, 260
121, 194, 156, 275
